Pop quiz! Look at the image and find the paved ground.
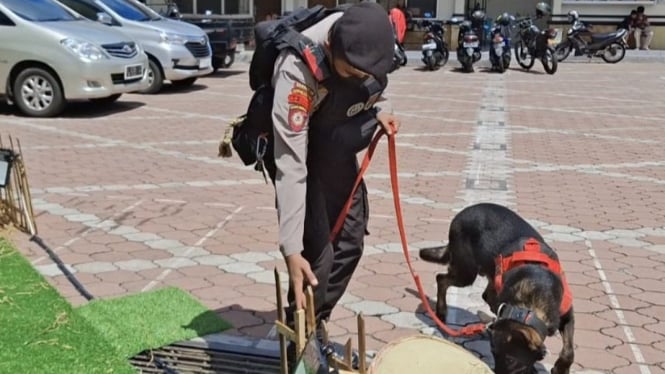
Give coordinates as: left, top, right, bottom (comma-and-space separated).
2, 56, 665, 373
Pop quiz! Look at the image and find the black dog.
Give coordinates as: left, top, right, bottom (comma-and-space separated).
419, 203, 574, 374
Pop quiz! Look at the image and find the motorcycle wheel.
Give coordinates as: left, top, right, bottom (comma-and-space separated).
601, 42, 626, 64
438, 48, 450, 67
555, 41, 572, 62
463, 62, 474, 73
495, 60, 505, 73
503, 52, 511, 70
542, 47, 558, 75
515, 41, 535, 70
426, 55, 438, 71
400, 54, 408, 66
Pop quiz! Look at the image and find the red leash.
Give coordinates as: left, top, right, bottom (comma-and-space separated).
330, 127, 486, 338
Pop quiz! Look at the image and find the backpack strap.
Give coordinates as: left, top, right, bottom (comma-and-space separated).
272, 24, 331, 82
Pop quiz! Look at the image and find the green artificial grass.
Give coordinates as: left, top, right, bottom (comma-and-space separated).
0, 240, 135, 374
76, 286, 232, 358
0, 238, 232, 373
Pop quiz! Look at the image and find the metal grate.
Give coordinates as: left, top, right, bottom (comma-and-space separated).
130, 342, 281, 374
102, 42, 138, 59
185, 42, 211, 58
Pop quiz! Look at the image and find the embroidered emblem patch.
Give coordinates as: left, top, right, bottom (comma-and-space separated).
346, 102, 364, 117
288, 109, 307, 132
287, 82, 312, 132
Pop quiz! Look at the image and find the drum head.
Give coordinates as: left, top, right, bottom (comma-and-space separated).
369, 335, 493, 374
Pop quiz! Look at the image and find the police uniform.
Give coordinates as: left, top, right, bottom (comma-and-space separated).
270, 3, 395, 326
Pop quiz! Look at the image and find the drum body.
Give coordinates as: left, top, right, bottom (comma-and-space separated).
369, 335, 493, 374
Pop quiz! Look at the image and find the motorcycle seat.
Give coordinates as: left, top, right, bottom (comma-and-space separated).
591, 32, 621, 42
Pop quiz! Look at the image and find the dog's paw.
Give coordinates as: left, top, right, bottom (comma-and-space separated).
435, 304, 448, 322
551, 365, 570, 374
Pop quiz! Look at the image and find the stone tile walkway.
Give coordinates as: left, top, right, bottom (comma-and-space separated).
2, 59, 665, 373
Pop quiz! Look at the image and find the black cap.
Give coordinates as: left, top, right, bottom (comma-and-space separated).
330, 2, 394, 79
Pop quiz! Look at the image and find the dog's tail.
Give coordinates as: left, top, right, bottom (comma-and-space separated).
418, 245, 451, 264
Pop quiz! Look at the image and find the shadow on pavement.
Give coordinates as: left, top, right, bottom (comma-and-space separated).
405, 287, 551, 374
207, 70, 246, 78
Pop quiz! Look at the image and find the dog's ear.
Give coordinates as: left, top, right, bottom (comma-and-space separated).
514, 324, 545, 357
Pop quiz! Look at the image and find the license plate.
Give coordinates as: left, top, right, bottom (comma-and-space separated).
124, 64, 143, 80
463, 42, 479, 48
199, 58, 211, 69
553, 28, 562, 43
422, 42, 437, 50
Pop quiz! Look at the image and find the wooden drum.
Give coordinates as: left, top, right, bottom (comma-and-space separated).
369, 335, 493, 374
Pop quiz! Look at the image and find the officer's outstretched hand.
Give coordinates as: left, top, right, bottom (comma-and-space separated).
377, 111, 401, 136
285, 253, 319, 310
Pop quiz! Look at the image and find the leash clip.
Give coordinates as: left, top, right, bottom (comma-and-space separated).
254, 133, 269, 184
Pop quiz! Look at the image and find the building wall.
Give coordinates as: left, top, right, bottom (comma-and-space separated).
485, 0, 550, 20
218, 0, 664, 48
145, 0, 254, 15
553, 0, 665, 49
557, 1, 665, 18
283, 0, 456, 19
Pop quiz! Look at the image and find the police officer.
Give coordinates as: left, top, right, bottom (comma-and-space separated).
271, 2, 400, 335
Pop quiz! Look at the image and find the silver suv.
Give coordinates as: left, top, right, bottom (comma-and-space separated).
59, 0, 214, 93
0, 0, 149, 117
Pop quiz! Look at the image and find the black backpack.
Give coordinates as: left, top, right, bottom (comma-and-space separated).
219, 5, 349, 183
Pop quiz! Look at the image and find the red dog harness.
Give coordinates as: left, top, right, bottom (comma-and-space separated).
494, 238, 573, 316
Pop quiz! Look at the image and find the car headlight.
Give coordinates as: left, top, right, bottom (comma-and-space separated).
60, 38, 107, 61
160, 31, 189, 45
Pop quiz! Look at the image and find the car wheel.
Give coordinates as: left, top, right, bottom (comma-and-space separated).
171, 77, 197, 88
140, 59, 164, 94
212, 57, 221, 73
222, 53, 234, 68
89, 94, 122, 105
13, 67, 66, 117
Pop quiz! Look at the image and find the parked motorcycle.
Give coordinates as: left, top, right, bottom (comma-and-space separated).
489, 12, 514, 73
420, 20, 449, 71
390, 36, 407, 73
452, 15, 483, 73
394, 40, 408, 68
514, 18, 558, 74
554, 10, 627, 63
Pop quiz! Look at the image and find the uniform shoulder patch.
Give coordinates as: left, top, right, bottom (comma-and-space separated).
287, 82, 313, 132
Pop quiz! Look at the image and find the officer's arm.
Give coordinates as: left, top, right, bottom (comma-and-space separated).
272, 53, 317, 257
374, 95, 393, 115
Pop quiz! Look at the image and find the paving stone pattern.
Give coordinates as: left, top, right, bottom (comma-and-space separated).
2, 61, 665, 373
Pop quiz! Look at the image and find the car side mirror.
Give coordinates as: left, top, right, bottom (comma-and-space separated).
96, 12, 113, 25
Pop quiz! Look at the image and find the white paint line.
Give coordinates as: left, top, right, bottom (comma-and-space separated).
585, 240, 651, 374
141, 206, 244, 292
512, 103, 665, 123
205, 202, 237, 208
419, 218, 450, 223
31, 199, 144, 266
371, 214, 395, 219
107, 195, 137, 200
155, 198, 187, 205
195, 206, 244, 247
266, 325, 277, 339
141, 106, 232, 121
395, 111, 476, 124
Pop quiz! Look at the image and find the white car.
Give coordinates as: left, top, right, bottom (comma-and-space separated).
0, 0, 149, 117
59, 0, 214, 93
